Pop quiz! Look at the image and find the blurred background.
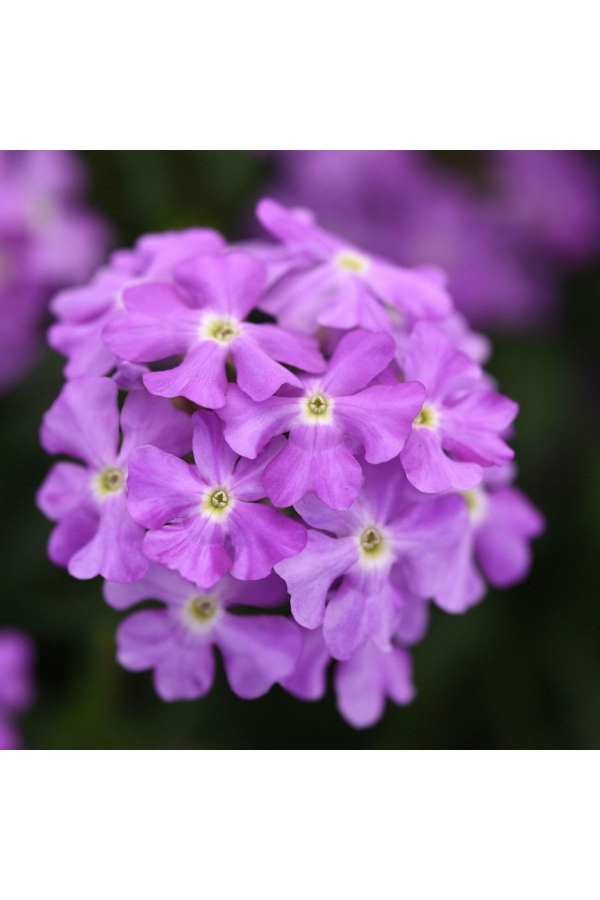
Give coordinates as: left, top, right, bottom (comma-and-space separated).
1, 150, 599, 749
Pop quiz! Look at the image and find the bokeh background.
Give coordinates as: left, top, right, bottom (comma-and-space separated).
2, 150, 599, 749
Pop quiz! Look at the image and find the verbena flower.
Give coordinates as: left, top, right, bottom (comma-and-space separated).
0, 630, 35, 750
275, 460, 467, 659
255, 198, 451, 333
103, 252, 325, 407
127, 410, 307, 586
0, 151, 107, 393
49, 227, 224, 379
219, 329, 425, 509
37, 376, 192, 582
106, 563, 301, 701
400, 322, 518, 493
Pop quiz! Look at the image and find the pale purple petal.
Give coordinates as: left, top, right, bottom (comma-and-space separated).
154, 644, 216, 701
118, 389, 193, 461
143, 514, 231, 589
103, 282, 200, 361
323, 576, 375, 660
36, 462, 90, 520
317, 276, 393, 332
218, 385, 297, 458
401, 426, 483, 493
40, 376, 119, 468
217, 615, 302, 699
191, 410, 237, 486
433, 529, 487, 613
230, 335, 302, 401
441, 390, 518, 466
280, 627, 330, 701
47, 507, 98, 567
367, 259, 451, 320
174, 252, 265, 319
127, 446, 203, 529
227, 502, 307, 581
257, 198, 337, 258
403, 321, 481, 401
334, 382, 425, 464
116, 609, 175, 670
475, 487, 545, 587
264, 425, 363, 510
245, 322, 325, 373
322, 330, 396, 396
48, 316, 117, 378
275, 531, 358, 629
103, 561, 193, 610
231, 436, 286, 501
335, 643, 415, 729
142, 341, 229, 408
68, 492, 147, 583
219, 571, 289, 608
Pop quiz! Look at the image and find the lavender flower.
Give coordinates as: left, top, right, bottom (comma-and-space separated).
127, 410, 307, 586
0, 630, 35, 750
219, 329, 425, 509
107, 563, 301, 701
103, 252, 324, 407
37, 377, 192, 582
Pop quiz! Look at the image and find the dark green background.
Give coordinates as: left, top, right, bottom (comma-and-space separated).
2, 151, 599, 749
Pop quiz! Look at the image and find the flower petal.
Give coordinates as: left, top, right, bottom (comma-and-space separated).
68, 492, 147, 582
217, 614, 302, 699
322, 329, 396, 396
36, 461, 91, 520
40, 376, 119, 468
103, 561, 194, 610
335, 643, 415, 729
441, 390, 518, 467
119, 389, 193, 461
174, 252, 265, 319
334, 382, 426, 464
127, 446, 203, 529
143, 340, 229, 408
191, 410, 237, 486
401, 426, 482, 493
264, 425, 363, 510
245, 322, 325, 373
276, 531, 358, 629
143, 514, 231, 589
231, 335, 302, 401
227, 502, 307, 581
219, 385, 297, 458
280, 627, 330, 701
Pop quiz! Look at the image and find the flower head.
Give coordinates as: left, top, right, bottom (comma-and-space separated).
108, 563, 301, 700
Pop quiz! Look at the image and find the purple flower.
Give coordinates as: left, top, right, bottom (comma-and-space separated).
108, 563, 301, 701
275, 459, 467, 659
436, 467, 546, 612
0, 151, 108, 393
0, 630, 35, 750
491, 151, 600, 266
255, 198, 451, 333
219, 329, 426, 510
103, 251, 325, 408
281, 627, 416, 730
49, 226, 225, 378
37, 376, 192, 582
399, 322, 518, 493
127, 410, 307, 587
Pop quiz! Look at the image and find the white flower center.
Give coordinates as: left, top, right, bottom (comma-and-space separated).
303, 392, 334, 424
202, 314, 240, 344
183, 594, 222, 632
202, 486, 234, 517
461, 487, 489, 524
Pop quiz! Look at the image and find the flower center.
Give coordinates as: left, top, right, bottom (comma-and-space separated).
210, 489, 229, 509
188, 595, 219, 623
461, 487, 488, 524
204, 316, 239, 344
308, 394, 328, 415
96, 466, 125, 497
360, 525, 384, 556
413, 403, 439, 429
336, 250, 369, 274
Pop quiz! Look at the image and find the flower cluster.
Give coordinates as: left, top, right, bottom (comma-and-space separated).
0, 151, 109, 393
38, 198, 544, 729
0, 630, 35, 750
269, 151, 600, 330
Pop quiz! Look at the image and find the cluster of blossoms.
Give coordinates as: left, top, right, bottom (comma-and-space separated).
37, 198, 544, 729
0, 631, 35, 749
269, 151, 600, 330
0, 151, 108, 394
